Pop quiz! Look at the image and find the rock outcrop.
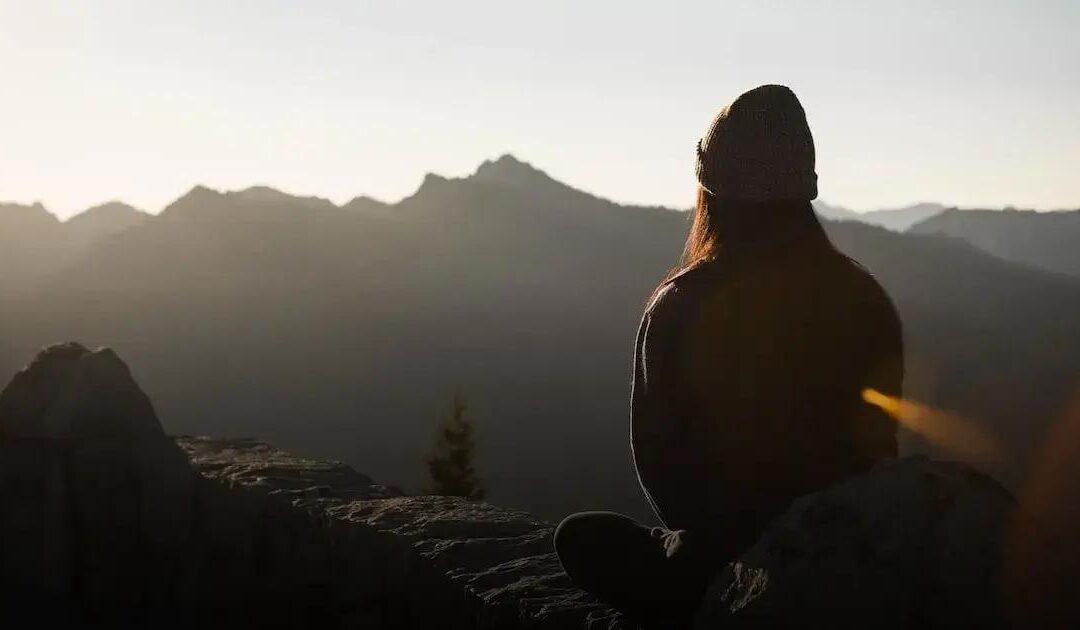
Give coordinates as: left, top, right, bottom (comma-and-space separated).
0, 343, 614, 628
0, 343, 195, 624
178, 436, 621, 628
694, 457, 1068, 629
1, 343, 1073, 628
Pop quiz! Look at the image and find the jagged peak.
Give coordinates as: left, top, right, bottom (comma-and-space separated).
231, 185, 292, 200
421, 172, 449, 185
0, 200, 60, 225
65, 201, 147, 224
230, 185, 333, 207
158, 185, 224, 218
161, 183, 342, 219
180, 184, 224, 201
342, 195, 392, 213
0, 200, 51, 213
406, 172, 452, 199
471, 154, 551, 184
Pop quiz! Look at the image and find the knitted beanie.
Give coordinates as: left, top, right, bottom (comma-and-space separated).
695, 84, 818, 202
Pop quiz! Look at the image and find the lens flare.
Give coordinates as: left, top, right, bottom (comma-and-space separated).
861, 388, 1000, 463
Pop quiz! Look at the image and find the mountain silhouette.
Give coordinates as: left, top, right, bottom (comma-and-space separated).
2, 157, 1077, 519
0, 200, 149, 293
813, 201, 945, 231
342, 195, 393, 215
860, 202, 946, 231
911, 207, 1080, 277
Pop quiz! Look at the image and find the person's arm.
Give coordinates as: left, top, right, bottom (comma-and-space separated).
852, 283, 904, 463
630, 284, 704, 529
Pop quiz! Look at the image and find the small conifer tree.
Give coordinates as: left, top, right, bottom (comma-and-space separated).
425, 391, 485, 499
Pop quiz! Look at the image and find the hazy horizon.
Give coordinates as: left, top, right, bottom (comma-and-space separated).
3, 0, 1079, 219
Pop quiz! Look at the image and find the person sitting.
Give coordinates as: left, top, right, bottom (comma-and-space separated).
553, 84, 904, 628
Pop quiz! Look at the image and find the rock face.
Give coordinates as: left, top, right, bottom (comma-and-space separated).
0, 342, 195, 623
693, 457, 1053, 629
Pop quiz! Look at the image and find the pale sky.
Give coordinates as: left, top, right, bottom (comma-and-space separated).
2, 0, 1078, 219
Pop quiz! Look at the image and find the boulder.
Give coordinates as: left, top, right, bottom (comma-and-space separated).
0, 342, 163, 439
0, 342, 194, 619
694, 457, 1055, 629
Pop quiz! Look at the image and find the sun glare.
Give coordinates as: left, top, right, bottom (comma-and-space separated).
862, 387, 1000, 463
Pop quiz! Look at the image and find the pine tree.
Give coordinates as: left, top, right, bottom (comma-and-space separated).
425, 391, 485, 499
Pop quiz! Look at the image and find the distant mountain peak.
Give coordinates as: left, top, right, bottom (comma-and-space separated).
232, 185, 291, 200
231, 185, 336, 207
0, 200, 52, 214
182, 184, 224, 201
0, 200, 60, 229
68, 201, 145, 222
471, 154, 552, 186
343, 195, 392, 214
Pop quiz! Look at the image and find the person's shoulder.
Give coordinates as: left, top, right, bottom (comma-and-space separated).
645, 261, 717, 317
832, 253, 902, 325
833, 253, 886, 293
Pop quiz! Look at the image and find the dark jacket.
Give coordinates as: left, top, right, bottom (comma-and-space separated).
630, 222, 903, 555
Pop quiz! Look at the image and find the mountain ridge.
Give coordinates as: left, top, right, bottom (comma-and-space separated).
911, 207, 1080, 276
2, 156, 1078, 521
7, 152, 1070, 224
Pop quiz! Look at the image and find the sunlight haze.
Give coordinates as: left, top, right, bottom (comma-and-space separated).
1, 0, 1077, 218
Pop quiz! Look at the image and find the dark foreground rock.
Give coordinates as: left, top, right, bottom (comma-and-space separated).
177, 435, 621, 628
2, 343, 1074, 628
0, 343, 614, 628
0, 343, 195, 623
694, 457, 1072, 629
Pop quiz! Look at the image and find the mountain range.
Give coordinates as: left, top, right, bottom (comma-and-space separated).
2, 155, 1078, 519
910, 208, 1080, 277
812, 200, 947, 231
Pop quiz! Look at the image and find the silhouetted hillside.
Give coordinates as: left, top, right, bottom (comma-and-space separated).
0, 202, 62, 288
911, 208, 1080, 277
813, 201, 945, 231
861, 202, 945, 231
2, 157, 1077, 520
0, 200, 148, 293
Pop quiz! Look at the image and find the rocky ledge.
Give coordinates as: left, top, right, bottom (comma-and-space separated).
1, 343, 1075, 628
0, 343, 618, 628
178, 435, 620, 628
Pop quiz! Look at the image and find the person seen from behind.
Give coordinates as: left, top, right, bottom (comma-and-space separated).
553, 84, 905, 628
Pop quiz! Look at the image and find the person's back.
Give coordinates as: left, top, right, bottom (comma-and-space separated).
554, 84, 905, 629
634, 218, 902, 555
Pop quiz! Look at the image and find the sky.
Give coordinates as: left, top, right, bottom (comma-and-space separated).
1, 1, 1078, 219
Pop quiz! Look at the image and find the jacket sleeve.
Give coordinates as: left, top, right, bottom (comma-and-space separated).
851, 282, 904, 463
630, 285, 705, 529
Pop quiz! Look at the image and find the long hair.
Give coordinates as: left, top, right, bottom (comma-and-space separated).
656, 187, 826, 295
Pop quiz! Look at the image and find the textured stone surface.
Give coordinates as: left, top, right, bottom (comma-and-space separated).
180, 438, 620, 629
333, 497, 619, 628
178, 435, 399, 502
693, 457, 1050, 629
